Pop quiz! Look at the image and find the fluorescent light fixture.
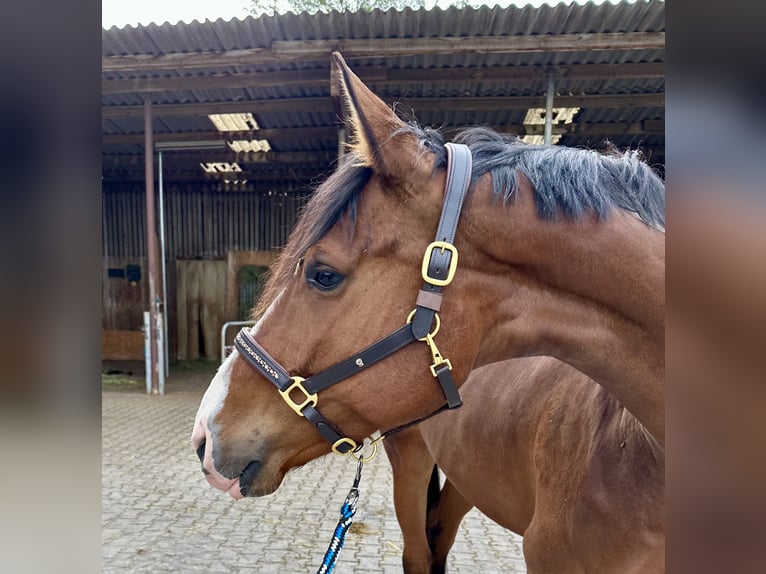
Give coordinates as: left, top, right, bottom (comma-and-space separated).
521, 106, 580, 145
523, 107, 580, 125
227, 139, 272, 153
200, 162, 247, 184
200, 162, 243, 174
208, 113, 259, 132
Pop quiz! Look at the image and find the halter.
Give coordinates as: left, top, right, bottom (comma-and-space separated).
233, 143, 472, 458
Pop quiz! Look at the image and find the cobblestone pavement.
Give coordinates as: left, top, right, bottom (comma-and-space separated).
102, 368, 526, 573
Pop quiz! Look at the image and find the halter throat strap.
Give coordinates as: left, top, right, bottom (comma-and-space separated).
233, 143, 471, 456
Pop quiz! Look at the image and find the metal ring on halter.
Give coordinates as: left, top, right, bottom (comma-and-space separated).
348, 441, 378, 463
406, 309, 441, 341
348, 431, 386, 463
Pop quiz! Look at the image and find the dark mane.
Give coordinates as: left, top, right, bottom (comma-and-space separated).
255, 123, 665, 318
416, 125, 666, 229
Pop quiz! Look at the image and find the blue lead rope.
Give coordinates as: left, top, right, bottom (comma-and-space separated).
316, 459, 364, 574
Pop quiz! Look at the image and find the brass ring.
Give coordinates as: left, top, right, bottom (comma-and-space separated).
406, 309, 441, 340
348, 440, 378, 463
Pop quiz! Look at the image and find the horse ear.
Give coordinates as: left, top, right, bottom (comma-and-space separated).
332, 52, 419, 179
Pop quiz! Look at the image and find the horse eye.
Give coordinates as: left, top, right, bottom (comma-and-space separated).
308, 268, 344, 291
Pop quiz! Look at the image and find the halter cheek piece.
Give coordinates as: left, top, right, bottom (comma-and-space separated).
234, 143, 472, 457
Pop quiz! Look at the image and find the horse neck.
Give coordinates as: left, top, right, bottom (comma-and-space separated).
461, 179, 665, 444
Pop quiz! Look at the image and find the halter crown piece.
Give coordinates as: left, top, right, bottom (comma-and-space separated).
233, 142, 472, 458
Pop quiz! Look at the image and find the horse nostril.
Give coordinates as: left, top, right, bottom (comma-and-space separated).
196, 440, 206, 464
239, 460, 263, 497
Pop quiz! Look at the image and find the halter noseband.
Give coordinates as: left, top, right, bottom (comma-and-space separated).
234, 143, 472, 457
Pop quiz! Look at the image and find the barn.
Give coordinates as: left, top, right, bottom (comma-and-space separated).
101, 0, 665, 391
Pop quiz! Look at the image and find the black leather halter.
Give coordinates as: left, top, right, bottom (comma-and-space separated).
234, 143, 472, 456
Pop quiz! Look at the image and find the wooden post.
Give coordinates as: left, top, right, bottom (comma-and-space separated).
144, 99, 160, 394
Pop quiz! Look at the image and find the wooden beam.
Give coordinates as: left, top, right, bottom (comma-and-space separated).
499, 120, 665, 136
556, 62, 664, 81
272, 33, 665, 58
143, 100, 160, 393
102, 97, 333, 118
102, 67, 387, 95
103, 92, 664, 118
102, 168, 322, 183
397, 62, 665, 83
103, 120, 664, 146
102, 127, 337, 145
101, 150, 336, 168
396, 93, 665, 111
102, 62, 664, 95
103, 70, 326, 94
102, 33, 665, 72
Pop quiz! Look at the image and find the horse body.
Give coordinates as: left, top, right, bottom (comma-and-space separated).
190, 53, 665, 572
386, 358, 664, 574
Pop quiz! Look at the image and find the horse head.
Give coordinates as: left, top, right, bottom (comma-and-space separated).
191, 53, 486, 498
191, 52, 666, 498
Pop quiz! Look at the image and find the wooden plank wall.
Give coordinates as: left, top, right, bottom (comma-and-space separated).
102, 184, 309, 361
176, 260, 227, 361
102, 183, 309, 259
102, 187, 147, 259
102, 256, 149, 360
103, 256, 149, 331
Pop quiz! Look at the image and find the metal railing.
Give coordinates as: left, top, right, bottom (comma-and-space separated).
221, 321, 256, 364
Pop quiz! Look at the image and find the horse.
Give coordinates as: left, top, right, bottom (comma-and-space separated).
190, 51, 665, 567
384, 357, 665, 574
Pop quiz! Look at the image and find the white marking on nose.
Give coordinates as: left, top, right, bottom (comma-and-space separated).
191, 289, 286, 494
193, 351, 236, 436
192, 290, 284, 435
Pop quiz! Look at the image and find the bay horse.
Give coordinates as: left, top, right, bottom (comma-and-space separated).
384, 357, 665, 574
191, 51, 664, 568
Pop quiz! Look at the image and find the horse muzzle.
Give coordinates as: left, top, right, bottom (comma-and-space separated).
192, 418, 268, 499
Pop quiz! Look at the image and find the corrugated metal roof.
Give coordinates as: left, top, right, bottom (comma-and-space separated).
102, 3, 664, 54
102, 1, 665, 183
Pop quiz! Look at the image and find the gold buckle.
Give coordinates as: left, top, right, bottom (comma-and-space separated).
279, 376, 318, 417
421, 241, 459, 287
332, 437, 357, 455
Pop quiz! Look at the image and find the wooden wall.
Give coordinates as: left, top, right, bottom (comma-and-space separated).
173, 252, 278, 361
102, 183, 308, 361
102, 252, 279, 361
103, 257, 149, 332
176, 260, 226, 361
102, 183, 309, 259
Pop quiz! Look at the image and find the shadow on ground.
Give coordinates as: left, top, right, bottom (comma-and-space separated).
102, 360, 219, 393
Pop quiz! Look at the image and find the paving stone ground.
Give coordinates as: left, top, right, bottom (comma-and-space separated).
102, 363, 526, 573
